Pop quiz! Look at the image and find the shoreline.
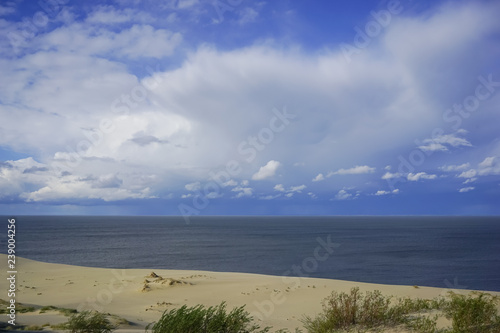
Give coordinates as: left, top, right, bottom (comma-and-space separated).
1, 255, 499, 332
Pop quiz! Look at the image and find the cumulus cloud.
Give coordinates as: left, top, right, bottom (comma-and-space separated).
407, 172, 437, 181
289, 185, 306, 192
478, 156, 500, 176
374, 189, 399, 196
458, 169, 477, 179
274, 184, 285, 192
329, 165, 376, 176
312, 173, 325, 182
334, 189, 352, 200
440, 163, 471, 172
223, 179, 238, 187
381, 172, 402, 180
86, 6, 136, 24
252, 160, 281, 180
272, 184, 306, 198
418, 130, 472, 152
185, 182, 201, 191
463, 178, 477, 184
232, 186, 253, 198
459, 187, 475, 193
1, 1, 500, 208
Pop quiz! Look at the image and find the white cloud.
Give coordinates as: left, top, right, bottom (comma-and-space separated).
381, 172, 402, 180
232, 186, 253, 198
463, 178, 477, 184
374, 189, 399, 196
375, 190, 389, 196
86, 6, 135, 24
418, 130, 472, 152
274, 184, 285, 192
273, 184, 306, 197
459, 187, 475, 193
1, 1, 500, 205
418, 143, 448, 152
334, 189, 352, 200
223, 179, 238, 187
289, 185, 306, 193
440, 163, 471, 172
407, 172, 437, 181
185, 182, 201, 191
458, 169, 477, 179
260, 194, 281, 200
312, 173, 325, 182
478, 156, 500, 176
252, 160, 281, 180
241, 180, 250, 186
329, 165, 376, 176
206, 191, 223, 199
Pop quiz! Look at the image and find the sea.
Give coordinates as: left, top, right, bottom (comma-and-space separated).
3, 216, 500, 292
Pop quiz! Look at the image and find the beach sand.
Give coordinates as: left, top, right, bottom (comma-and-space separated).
1, 254, 498, 332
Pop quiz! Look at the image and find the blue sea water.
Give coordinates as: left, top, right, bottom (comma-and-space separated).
3, 216, 500, 291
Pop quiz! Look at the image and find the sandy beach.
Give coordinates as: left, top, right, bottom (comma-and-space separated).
2, 254, 498, 332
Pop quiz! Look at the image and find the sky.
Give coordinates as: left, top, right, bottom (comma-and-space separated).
0, 0, 499, 216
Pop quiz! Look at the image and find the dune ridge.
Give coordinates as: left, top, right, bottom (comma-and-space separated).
1, 254, 497, 332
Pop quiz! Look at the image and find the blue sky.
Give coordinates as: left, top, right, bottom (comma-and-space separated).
1, 0, 500, 216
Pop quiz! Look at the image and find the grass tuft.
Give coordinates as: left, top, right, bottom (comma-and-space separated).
444, 291, 500, 333
65, 310, 116, 333
146, 302, 270, 333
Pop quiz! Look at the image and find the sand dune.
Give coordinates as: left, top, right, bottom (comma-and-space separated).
1, 254, 497, 332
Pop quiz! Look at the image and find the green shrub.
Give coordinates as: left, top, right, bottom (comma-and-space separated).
0, 299, 36, 314
146, 302, 270, 333
66, 311, 116, 333
302, 287, 405, 332
39, 305, 58, 313
444, 291, 500, 333
302, 288, 500, 333
302, 287, 446, 333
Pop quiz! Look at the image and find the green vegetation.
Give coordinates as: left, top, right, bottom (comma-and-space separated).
65, 310, 116, 333
301, 287, 440, 332
301, 288, 500, 333
444, 291, 500, 333
39, 304, 77, 316
146, 302, 271, 333
1, 289, 499, 333
0, 299, 36, 314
